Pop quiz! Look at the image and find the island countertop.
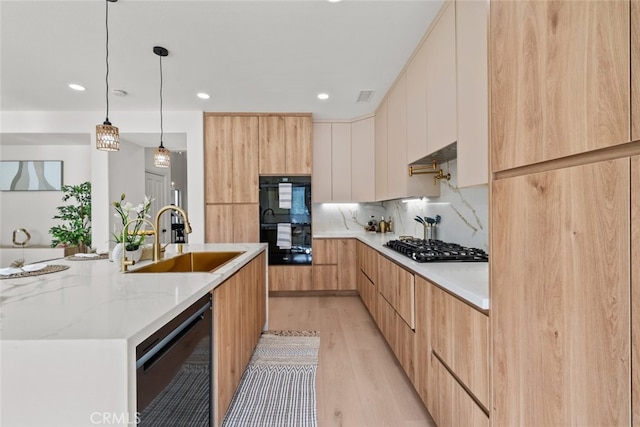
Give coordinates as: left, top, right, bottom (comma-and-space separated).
0, 243, 267, 344
0, 243, 268, 427
314, 231, 489, 310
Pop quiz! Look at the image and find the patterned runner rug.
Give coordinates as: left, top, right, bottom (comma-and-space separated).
222, 331, 320, 427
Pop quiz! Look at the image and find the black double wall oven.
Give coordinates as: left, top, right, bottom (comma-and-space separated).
259, 176, 312, 265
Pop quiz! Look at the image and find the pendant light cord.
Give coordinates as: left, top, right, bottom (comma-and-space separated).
159, 54, 164, 147
105, 0, 110, 123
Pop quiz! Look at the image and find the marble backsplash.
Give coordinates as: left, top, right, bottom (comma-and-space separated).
313, 159, 488, 251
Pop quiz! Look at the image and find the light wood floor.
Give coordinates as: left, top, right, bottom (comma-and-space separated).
268, 295, 436, 427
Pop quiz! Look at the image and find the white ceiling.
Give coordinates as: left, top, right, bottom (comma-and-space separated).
0, 0, 444, 123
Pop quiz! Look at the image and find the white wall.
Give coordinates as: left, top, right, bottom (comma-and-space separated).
0, 144, 91, 247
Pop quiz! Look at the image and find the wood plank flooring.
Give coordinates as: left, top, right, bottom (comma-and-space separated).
268, 296, 436, 427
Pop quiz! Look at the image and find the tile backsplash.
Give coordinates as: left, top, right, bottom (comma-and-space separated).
313, 159, 488, 251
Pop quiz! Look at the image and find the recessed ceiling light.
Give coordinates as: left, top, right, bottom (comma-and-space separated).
328, 0, 342, 3
197, 93, 210, 99
68, 83, 86, 91
317, 93, 329, 100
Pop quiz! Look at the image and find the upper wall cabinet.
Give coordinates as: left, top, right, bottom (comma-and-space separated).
259, 115, 312, 175
406, 40, 428, 164
387, 72, 409, 200
204, 115, 259, 204
491, 0, 630, 172
375, 99, 389, 201
350, 116, 375, 202
633, 0, 639, 142
426, 0, 457, 155
455, 0, 488, 187
312, 121, 352, 202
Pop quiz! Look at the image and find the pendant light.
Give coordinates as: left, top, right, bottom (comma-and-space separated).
96, 0, 119, 151
153, 46, 170, 168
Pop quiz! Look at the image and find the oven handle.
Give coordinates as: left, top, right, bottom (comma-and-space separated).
136, 302, 211, 370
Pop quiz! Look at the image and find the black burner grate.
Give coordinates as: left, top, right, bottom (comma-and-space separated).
384, 238, 488, 263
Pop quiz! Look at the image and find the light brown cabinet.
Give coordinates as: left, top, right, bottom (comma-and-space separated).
259, 115, 312, 175
213, 252, 266, 426
455, 0, 488, 187
374, 99, 389, 201
376, 292, 415, 383
490, 0, 630, 172
632, 155, 640, 424
312, 238, 356, 291
311, 122, 352, 202
406, 40, 428, 164
350, 116, 376, 202
491, 159, 630, 426
425, 0, 457, 154
633, 1, 640, 142
431, 284, 488, 409
204, 115, 259, 204
205, 203, 259, 243
204, 114, 259, 243
415, 277, 434, 412
269, 265, 312, 292
386, 72, 408, 200
377, 254, 415, 329
356, 241, 378, 318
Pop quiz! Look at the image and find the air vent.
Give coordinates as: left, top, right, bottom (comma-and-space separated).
356, 90, 375, 103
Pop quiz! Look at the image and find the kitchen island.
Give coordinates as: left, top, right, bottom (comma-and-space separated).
0, 243, 268, 427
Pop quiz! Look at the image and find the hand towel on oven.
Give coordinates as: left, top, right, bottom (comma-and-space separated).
276, 223, 292, 249
278, 183, 292, 209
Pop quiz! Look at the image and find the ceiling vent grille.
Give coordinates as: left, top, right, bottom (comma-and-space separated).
356, 90, 375, 103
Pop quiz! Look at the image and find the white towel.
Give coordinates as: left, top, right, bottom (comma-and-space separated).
277, 223, 292, 249
278, 183, 292, 209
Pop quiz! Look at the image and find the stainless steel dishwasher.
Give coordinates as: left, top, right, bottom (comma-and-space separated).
136, 294, 212, 426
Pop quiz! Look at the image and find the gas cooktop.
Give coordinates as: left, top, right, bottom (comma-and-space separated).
384, 237, 488, 263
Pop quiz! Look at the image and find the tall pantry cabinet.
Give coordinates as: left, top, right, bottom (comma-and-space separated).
490, 1, 636, 425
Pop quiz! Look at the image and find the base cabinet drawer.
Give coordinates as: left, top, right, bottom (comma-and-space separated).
432, 356, 489, 427
357, 270, 377, 319
269, 266, 312, 291
377, 294, 415, 383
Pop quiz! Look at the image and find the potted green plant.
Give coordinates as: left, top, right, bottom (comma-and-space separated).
49, 181, 92, 254
111, 193, 153, 263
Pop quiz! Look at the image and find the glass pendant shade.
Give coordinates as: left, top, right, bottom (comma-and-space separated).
96, 121, 119, 151
154, 145, 171, 168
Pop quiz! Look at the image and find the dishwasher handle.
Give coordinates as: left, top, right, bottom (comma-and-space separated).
136, 301, 211, 370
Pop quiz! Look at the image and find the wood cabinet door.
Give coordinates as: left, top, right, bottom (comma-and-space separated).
232, 116, 259, 204
490, 0, 630, 172
259, 116, 285, 175
386, 72, 408, 200
491, 159, 630, 426
350, 117, 376, 202
205, 204, 233, 243
377, 255, 415, 329
312, 238, 338, 264
431, 285, 489, 409
204, 115, 233, 204
406, 40, 428, 164
269, 265, 313, 291
415, 277, 434, 414
426, 0, 457, 154
232, 204, 259, 243
285, 116, 312, 174
456, 0, 488, 187
312, 265, 338, 290
337, 239, 357, 290
632, 155, 640, 425
312, 122, 332, 202
633, 0, 640, 142
331, 123, 352, 201
374, 99, 388, 201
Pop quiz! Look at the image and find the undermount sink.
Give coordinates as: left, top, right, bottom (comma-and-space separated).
128, 251, 244, 273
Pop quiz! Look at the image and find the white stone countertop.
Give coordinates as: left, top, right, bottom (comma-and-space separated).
0, 243, 268, 343
314, 231, 489, 310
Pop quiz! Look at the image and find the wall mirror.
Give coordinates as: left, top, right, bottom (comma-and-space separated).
0, 160, 63, 191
